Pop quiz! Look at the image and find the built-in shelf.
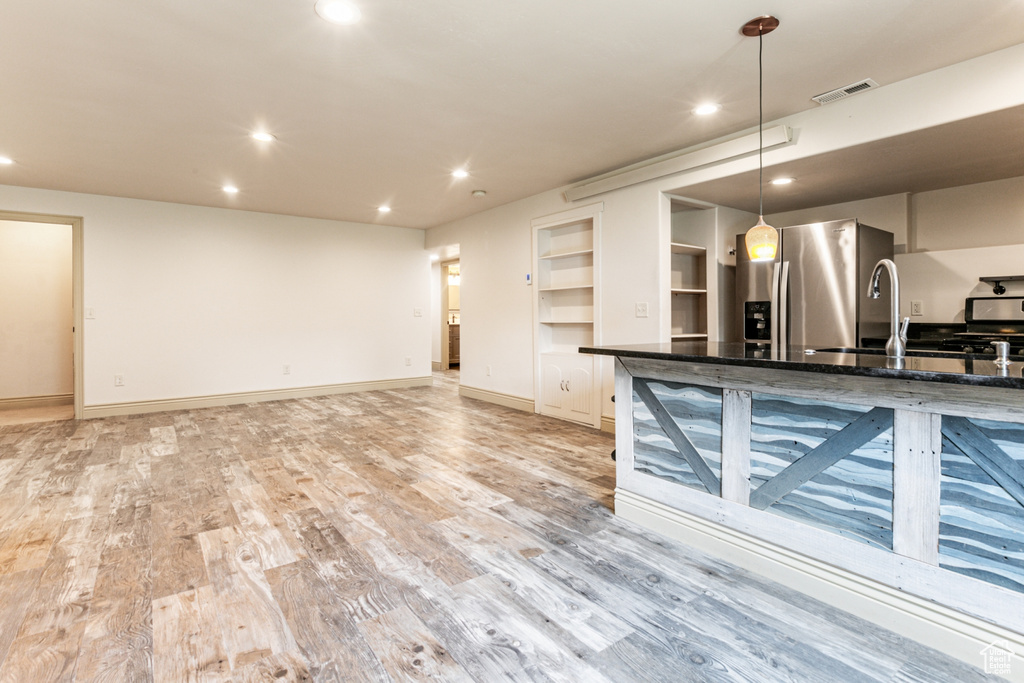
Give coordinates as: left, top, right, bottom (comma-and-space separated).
538, 284, 594, 292
533, 204, 603, 429
671, 242, 706, 256
538, 247, 594, 261
671, 333, 708, 340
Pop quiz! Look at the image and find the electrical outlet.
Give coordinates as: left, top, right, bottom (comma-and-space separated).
405, 357, 412, 366
911, 300, 924, 316
85, 307, 96, 319
283, 364, 291, 375
636, 302, 649, 318
413, 308, 422, 317
114, 374, 124, 387
486, 365, 492, 376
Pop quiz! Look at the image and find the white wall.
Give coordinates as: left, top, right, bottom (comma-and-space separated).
897, 245, 1024, 323
766, 194, 910, 249
912, 175, 1024, 252
0, 184, 431, 408
0, 220, 73, 399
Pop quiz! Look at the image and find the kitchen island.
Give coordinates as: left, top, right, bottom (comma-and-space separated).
583, 341, 1024, 670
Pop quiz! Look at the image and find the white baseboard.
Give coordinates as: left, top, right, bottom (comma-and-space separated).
601, 414, 614, 433
0, 393, 73, 409
458, 385, 534, 413
82, 377, 433, 419
432, 361, 442, 371
616, 489, 1024, 680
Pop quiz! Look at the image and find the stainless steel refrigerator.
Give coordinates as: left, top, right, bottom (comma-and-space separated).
735, 218, 893, 348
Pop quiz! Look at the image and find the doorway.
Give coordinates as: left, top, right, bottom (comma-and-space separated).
440, 260, 460, 370
0, 211, 83, 420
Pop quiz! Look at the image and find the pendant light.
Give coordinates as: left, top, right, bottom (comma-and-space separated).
742, 15, 780, 262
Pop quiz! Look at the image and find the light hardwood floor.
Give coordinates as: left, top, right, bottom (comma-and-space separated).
0, 370, 1000, 681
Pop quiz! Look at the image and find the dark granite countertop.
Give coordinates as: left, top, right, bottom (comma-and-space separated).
580, 341, 1024, 390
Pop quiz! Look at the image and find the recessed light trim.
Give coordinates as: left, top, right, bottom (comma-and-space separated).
223, 185, 240, 194
315, 0, 361, 25
770, 177, 795, 185
251, 132, 276, 142
377, 205, 391, 213
0, 156, 13, 165
452, 169, 469, 179
693, 103, 721, 116
471, 190, 487, 197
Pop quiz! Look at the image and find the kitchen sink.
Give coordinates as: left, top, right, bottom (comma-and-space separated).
814, 347, 968, 359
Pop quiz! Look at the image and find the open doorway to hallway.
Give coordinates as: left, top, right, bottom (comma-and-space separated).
441, 260, 460, 370
0, 212, 83, 422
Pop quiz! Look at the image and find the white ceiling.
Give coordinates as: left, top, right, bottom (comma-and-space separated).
2, 1, 1023, 229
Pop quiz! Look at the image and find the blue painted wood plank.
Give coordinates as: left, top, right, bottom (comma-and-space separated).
942, 415, 1024, 509
633, 378, 721, 496
749, 408, 894, 511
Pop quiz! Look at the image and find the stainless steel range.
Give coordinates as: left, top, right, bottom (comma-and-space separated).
938, 297, 1024, 354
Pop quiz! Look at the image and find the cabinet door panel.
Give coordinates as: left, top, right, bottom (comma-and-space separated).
568, 366, 593, 417
542, 362, 565, 413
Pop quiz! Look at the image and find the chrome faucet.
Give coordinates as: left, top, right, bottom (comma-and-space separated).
867, 258, 908, 358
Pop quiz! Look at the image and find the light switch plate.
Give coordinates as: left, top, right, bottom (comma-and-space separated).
413, 308, 423, 317
636, 302, 649, 318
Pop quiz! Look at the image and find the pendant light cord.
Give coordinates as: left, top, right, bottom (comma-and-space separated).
758, 27, 764, 218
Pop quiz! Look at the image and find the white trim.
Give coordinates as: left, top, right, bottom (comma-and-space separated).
0, 393, 73, 409
458, 385, 533, 414
616, 489, 1024, 677
600, 414, 615, 434
565, 126, 792, 201
432, 361, 442, 371
82, 377, 433, 419
530, 201, 604, 229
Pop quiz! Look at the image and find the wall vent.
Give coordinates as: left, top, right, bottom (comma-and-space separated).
812, 79, 879, 105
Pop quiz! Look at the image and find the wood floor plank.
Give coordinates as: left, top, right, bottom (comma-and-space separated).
358, 605, 474, 683
18, 516, 103, 636
152, 586, 231, 683
228, 485, 302, 570
0, 622, 84, 683
198, 526, 296, 671
265, 559, 392, 682
0, 568, 43, 667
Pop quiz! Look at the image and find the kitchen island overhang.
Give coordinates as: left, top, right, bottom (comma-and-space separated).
584, 341, 1024, 673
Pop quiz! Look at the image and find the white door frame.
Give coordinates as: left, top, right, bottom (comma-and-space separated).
1, 210, 84, 419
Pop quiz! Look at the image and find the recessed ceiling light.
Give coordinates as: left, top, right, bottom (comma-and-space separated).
251, 132, 276, 142
770, 177, 795, 185
693, 103, 721, 116
452, 169, 469, 179
378, 205, 391, 213
223, 185, 239, 194
315, 0, 361, 25
0, 156, 13, 165
471, 190, 487, 197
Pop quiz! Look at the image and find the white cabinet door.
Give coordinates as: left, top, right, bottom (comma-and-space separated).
541, 359, 565, 413
539, 353, 596, 426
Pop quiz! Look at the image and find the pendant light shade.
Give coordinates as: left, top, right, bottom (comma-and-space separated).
745, 215, 778, 261
742, 15, 780, 262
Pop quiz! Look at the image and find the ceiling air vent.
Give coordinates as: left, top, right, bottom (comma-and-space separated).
812, 79, 879, 105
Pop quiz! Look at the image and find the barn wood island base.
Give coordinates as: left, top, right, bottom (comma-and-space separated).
583, 341, 1024, 674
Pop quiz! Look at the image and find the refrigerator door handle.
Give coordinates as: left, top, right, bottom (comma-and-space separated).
771, 262, 782, 346
778, 261, 790, 349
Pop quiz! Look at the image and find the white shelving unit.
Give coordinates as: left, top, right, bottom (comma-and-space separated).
532, 203, 603, 428
670, 241, 708, 341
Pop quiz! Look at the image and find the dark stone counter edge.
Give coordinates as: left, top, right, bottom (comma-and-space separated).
579, 344, 1024, 390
